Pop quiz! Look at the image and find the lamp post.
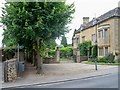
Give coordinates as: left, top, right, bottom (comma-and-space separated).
94, 18, 99, 71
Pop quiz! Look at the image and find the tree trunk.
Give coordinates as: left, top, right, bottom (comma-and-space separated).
36, 37, 43, 74
34, 50, 37, 67
36, 52, 43, 74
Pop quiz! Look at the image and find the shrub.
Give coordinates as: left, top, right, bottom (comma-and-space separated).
48, 46, 73, 59
60, 46, 73, 58
48, 50, 56, 58
107, 53, 115, 63
97, 57, 109, 63
97, 54, 115, 63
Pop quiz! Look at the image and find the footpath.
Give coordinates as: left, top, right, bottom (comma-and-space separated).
2, 62, 118, 88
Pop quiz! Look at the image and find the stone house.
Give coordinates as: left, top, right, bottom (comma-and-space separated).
72, 7, 120, 60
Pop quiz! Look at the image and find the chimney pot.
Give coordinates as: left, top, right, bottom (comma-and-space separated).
83, 17, 89, 26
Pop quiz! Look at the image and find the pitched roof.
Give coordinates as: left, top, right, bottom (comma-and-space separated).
75, 7, 120, 34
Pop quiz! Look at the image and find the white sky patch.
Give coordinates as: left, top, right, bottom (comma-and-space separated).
0, 0, 119, 46
65, 0, 119, 44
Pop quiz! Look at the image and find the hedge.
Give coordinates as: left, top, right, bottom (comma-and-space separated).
60, 46, 73, 58
48, 46, 73, 58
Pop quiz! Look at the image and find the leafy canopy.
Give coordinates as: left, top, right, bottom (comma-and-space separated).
1, 2, 75, 55
61, 35, 67, 47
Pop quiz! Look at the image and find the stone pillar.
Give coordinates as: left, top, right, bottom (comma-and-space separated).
76, 48, 80, 63
56, 47, 60, 62
115, 50, 120, 63
73, 48, 77, 62
46, 48, 49, 57
114, 17, 120, 62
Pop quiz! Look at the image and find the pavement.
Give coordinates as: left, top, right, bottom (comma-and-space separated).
2, 62, 118, 88
20, 72, 118, 88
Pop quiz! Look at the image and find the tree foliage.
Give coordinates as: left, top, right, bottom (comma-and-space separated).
1, 2, 75, 53
61, 35, 67, 47
45, 39, 57, 50
1, 2, 75, 73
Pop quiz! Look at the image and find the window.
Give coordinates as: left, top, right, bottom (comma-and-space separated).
82, 36, 85, 42
92, 34, 96, 43
105, 47, 108, 56
104, 29, 109, 38
99, 30, 103, 38
99, 47, 104, 56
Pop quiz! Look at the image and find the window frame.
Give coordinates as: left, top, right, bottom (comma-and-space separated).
99, 47, 104, 56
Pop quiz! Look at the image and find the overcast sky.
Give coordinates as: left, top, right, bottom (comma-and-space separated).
0, 0, 120, 47
64, 0, 120, 45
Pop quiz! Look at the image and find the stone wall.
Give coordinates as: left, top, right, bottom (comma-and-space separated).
43, 57, 59, 64
4, 59, 18, 82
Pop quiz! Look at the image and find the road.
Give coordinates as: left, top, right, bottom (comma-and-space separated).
15, 72, 118, 88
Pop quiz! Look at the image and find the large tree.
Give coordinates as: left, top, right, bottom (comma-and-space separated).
61, 35, 67, 47
1, 1, 75, 73
45, 39, 57, 50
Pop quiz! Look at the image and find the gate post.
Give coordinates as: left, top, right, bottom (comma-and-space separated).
56, 47, 60, 63
76, 48, 80, 63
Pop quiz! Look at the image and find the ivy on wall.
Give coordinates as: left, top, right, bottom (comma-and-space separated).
92, 45, 98, 58
78, 41, 92, 56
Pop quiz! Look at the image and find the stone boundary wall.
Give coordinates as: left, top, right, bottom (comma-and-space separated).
80, 56, 88, 62
4, 59, 18, 82
43, 57, 60, 64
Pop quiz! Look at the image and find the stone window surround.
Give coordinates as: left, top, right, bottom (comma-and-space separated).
97, 24, 110, 39
98, 46, 109, 56
105, 47, 109, 56
82, 36, 85, 43
91, 34, 96, 43
99, 47, 104, 56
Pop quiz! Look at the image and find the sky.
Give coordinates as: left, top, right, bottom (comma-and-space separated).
0, 0, 120, 47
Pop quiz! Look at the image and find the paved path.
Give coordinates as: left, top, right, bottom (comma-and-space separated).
2, 62, 118, 88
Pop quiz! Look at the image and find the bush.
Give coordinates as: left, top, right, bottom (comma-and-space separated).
107, 53, 115, 63
60, 46, 73, 58
97, 57, 109, 63
48, 50, 56, 58
48, 46, 73, 59
97, 54, 115, 63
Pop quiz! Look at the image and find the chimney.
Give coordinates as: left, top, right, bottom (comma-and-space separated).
83, 17, 89, 26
